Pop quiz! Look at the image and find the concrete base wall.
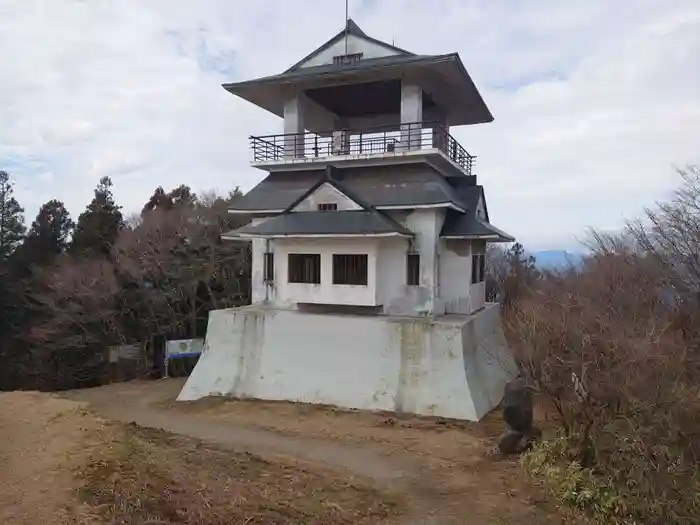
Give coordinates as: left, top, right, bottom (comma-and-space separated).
177, 303, 516, 421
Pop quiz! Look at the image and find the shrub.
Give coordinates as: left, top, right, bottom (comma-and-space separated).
506, 248, 700, 523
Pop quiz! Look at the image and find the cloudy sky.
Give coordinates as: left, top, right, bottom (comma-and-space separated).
1, 0, 699, 250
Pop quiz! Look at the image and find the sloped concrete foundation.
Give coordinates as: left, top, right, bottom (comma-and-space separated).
177, 303, 516, 421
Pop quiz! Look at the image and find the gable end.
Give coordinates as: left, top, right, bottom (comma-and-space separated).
285, 19, 414, 72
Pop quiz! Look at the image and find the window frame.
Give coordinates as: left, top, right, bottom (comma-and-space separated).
287, 253, 321, 284
263, 251, 274, 282
332, 253, 368, 286
406, 252, 420, 286
471, 241, 486, 284
333, 52, 363, 66
471, 254, 483, 284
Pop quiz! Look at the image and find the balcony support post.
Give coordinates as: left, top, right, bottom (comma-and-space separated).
431, 114, 449, 152
400, 82, 423, 151
283, 95, 305, 159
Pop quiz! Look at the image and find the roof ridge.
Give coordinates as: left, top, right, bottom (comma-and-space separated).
346, 18, 366, 37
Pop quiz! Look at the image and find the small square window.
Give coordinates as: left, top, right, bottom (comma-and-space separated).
318, 203, 338, 211
332, 254, 368, 285
288, 254, 321, 284
407, 253, 420, 286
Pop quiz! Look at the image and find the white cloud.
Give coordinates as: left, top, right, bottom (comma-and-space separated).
1, 0, 699, 250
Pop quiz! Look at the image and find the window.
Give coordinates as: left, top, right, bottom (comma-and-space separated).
318, 203, 338, 211
288, 254, 321, 284
332, 254, 368, 285
263, 252, 274, 282
333, 52, 363, 66
406, 253, 420, 286
471, 244, 486, 284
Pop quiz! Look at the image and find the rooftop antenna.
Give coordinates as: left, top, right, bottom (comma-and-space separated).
344, 0, 349, 56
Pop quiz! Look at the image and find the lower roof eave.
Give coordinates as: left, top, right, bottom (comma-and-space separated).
222, 232, 412, 240
442, 234, 514, 242
228, 208, 284, 215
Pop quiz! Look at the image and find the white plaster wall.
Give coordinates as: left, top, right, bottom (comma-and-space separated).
376, 237, 411, 310
178, 303, 516, 421
440, 238, 473, 314
272, 238, 379, 307
299, 34, 401, 68
292, 183, 362, 211
250, 217, 272, 304
376, 209, 446, 316
470, 282, 486, 312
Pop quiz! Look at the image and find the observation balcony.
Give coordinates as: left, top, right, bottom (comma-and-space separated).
249, 121, 475, 176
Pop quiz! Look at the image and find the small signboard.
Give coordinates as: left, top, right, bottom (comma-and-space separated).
164, 338, 204, 378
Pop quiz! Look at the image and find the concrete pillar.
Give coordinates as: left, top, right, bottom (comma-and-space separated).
405, 209, 446, 316
251, 220, 270, 305
283, 96, 305, 158
400, 82, 423, 151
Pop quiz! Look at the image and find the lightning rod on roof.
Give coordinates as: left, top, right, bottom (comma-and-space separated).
344, 0, 349, 56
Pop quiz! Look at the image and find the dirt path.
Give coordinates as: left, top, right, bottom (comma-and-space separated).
65, 379, 580, 525
67, 379, 412, 486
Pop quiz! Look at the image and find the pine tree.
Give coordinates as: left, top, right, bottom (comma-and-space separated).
0, 170, 26, 260
19, 199, 74, 267
142, 184, 197, 215
70, 176, 124, 257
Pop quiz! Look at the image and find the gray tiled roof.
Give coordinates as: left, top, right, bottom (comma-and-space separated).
224, 54, 448, 89
229, 165, 467, 212
223, 210, 412, 237
436, 182, 513, 240
440, 213, 514, 241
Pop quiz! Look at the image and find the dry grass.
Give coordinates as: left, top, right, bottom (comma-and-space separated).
1, 383, 593, 525
0, 392, 102, 525
77, 422, 401, 525
0, 390, 401, 525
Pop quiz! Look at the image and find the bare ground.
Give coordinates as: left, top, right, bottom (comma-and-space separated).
0, 390, 398, 524
0, 392, 101, 524
62, 379, 586, 524
0, 379, 588, 524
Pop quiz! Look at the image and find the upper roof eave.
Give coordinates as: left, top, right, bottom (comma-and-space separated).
223, 53, 493, 126
222, 54, 451, 91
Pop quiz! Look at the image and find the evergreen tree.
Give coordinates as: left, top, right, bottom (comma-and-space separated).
142, 184, 197, 215
19, 199, 74, 267
70, 176, 124, 257
0, 170, 26, 260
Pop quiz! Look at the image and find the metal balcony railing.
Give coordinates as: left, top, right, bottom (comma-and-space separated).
250, 121, 475, 175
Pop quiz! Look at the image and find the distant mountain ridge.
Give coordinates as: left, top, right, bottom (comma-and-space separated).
532, 250, 584, 269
